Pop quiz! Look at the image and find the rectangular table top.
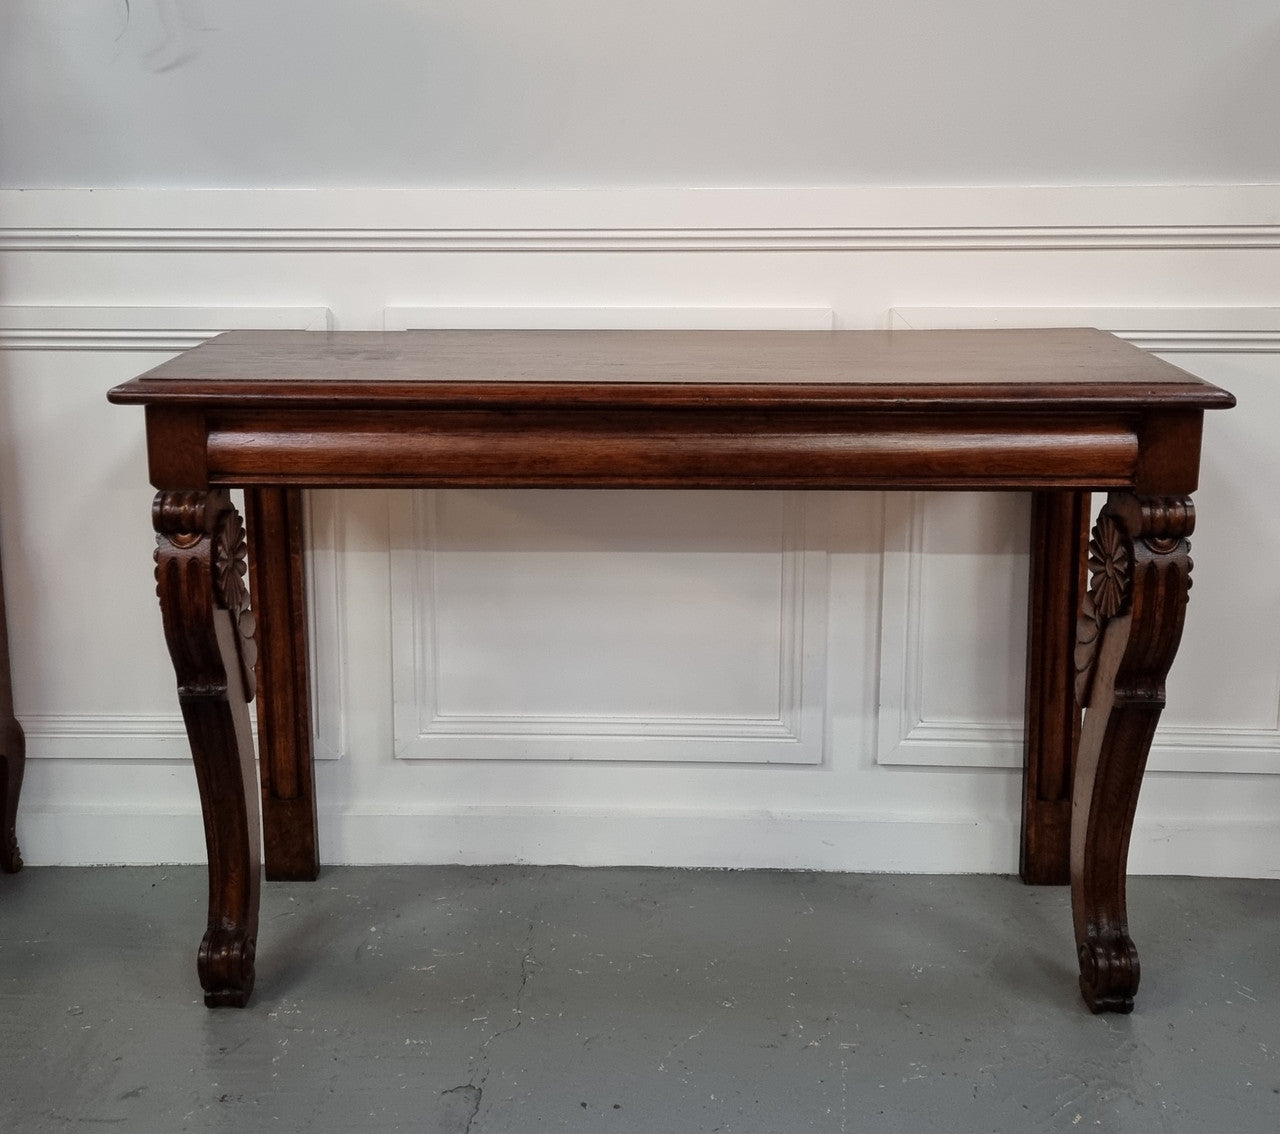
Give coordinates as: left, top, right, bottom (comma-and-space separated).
108, 328, 1236, 413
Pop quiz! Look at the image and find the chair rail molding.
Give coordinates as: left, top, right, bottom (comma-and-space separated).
890, 306, 1280, 354
0, 304, 345, 762
3, 185, 1280, 253
0, 305, 331, 351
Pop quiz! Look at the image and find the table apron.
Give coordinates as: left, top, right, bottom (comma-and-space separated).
199, 415, 1141, 490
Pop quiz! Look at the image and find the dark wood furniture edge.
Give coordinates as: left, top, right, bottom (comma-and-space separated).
0, 514, 24, 874
244, 488, 320, 882
108, 383, 1236, 413
1020, 491, 1089, 885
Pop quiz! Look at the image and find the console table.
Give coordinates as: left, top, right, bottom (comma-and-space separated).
108, 328, 1235, 1013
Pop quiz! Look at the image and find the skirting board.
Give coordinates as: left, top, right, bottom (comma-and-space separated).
14, 806, 1280, 878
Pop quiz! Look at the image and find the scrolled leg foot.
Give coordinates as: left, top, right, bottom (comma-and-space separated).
199, 927, 257, 1008
1078, 933, 1140, 1014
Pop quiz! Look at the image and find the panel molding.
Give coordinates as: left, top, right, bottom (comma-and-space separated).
879, 718, 1280, 775
18, 517, 347, 762
19, 488, 348, 764
0, 305, 331, 351
4, 185, 1280, 254
19, 713, 208, 761
10, 226, 1278, 256
385, 306, 834, 330
304, 490, 347, 762
891, 306, 1280, 353
3, 303, 345, 761
390, 490, 829, 764
877, 307, 1280, 775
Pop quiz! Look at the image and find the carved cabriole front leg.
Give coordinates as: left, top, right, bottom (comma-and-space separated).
154, 490, 262, 1008
1071, 492, 1193, 1013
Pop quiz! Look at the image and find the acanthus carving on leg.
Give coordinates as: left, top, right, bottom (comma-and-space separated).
1074, 512, 1131, 709
154, 489, 262, 1007
1070, 492, 1193, 1013
155, 493, 258, 703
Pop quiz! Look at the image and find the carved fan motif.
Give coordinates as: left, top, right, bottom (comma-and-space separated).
1087, 515, 1130, 621
213, 512, 250, 614
212, 510, 259, 700
1074, 513, 1132, 707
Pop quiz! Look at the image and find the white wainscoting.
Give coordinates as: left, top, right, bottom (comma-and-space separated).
385, 306, 835, 330
2, 186, 1278, 875
0, 304, 332, 351
390, 489, 829, 765
878, 307, 1280, 778
0, 305, 346, 765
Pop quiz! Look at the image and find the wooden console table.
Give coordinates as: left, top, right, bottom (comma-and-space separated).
108, 328, 1234, 1013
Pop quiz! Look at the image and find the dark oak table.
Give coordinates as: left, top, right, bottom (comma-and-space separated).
108, 328, 1235, 1013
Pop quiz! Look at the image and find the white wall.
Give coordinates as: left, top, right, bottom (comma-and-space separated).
2, 2, 1278, 187
1, 6, 1277, 874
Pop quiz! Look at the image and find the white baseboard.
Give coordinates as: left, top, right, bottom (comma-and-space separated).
15, 805, 1279, 879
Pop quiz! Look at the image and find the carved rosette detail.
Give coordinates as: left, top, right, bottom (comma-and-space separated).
212, 510, 259, 701
1073, 498, 1195, 709
1074, 514, 1133, 707
1087, 516, 1130, 621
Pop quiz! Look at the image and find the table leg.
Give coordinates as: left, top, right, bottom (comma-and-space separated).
1070, 492, 1193, 1013
0, 537, 23, 873
0, 729, 20, 875
244, 488, 320, 882
154, 490, 261, 1007
1021, 491, 1088, 885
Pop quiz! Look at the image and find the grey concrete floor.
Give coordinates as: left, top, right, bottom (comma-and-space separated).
1, 866, 1277, 1133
